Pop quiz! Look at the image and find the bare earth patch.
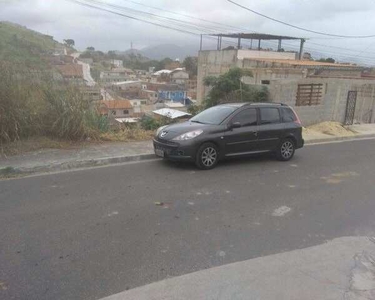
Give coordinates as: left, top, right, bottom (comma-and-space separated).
303, 121, 356, 137
1, 129, 155, 157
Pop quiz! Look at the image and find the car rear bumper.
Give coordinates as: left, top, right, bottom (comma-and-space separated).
153, 139, 196, 162
296, 138, 304, 149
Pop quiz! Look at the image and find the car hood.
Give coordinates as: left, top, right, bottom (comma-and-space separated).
158, 122, 212, 140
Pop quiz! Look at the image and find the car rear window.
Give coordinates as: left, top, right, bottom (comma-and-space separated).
260, 108, 280, 124
281, 107, 297, 122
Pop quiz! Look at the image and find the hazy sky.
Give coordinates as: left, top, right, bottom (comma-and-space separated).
2, 0, 375, 64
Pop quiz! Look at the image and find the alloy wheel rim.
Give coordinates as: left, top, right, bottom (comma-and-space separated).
281, 141, 293, 159
201, 147, 217, 167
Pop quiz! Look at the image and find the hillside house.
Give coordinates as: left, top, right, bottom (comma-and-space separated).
143, 82, 187, 102
171, 69, 189, 85
111, 80, 142, 99
100, 68, 136, 84
140, 89, 159, 103
99, 100, 134, 118
56, 64, 84, 85
198, 33, 375, 125
110, 59, 123, 68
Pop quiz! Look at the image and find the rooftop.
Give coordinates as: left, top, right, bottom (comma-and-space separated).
208, 33, 303, 41
100, 100, 133, 110
248, 57, 361, 68
56, 64, 83, 77
153, 108, 191, 119
112, 80, 142, 85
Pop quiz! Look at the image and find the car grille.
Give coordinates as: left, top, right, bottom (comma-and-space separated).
155, 137, 178, 147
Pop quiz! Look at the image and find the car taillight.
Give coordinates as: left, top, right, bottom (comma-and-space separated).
291, 107, 302, 125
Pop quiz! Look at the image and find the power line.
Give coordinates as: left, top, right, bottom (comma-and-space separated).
67, 0, 202, 36
227, 0, 375, 39
67, 0, 375, 64
119, 0, 249, 33
84, 0, 226, 33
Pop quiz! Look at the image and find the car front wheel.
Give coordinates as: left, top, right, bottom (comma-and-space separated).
277, 139, 295, 161
195, 142, 219, 170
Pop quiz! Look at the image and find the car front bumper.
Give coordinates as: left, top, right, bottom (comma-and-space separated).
153, 139, 197, 162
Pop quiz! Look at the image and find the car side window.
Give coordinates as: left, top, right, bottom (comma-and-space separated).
260, 108, 281, 124
231, 108, 257, 127
281, 107, 297, 123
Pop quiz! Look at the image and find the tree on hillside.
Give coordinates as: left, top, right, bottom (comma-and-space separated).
183, 56, 198, 77
318, 57, 335, 63
203, 67, 268, 107
86, 46, 95, 51
155, 57, 173, 71
63, 39, 75, 47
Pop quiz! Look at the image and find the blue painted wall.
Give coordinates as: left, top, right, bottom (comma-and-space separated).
158, 90, 187, 102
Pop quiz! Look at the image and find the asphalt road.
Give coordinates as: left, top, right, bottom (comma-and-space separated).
1, 139, 375, 300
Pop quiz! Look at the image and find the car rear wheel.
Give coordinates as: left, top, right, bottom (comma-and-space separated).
277, 139, 295, 161
195, 143, 218, 170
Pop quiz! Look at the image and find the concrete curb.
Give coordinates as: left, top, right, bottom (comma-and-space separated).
304, 133, 375, 144
1, 134, 375, 178
0, 153, 156, 178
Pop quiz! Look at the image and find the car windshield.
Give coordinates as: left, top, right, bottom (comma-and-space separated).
190, 106, 237, 125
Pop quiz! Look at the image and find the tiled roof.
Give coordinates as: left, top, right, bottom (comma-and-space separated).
56, 64, 83, 77
100, 100, 133, 109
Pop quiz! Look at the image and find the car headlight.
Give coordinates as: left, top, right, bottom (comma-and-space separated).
173, 130, 203, 141
156, 125, 168, 137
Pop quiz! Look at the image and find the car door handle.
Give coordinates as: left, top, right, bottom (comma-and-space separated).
250, 131, 258, 136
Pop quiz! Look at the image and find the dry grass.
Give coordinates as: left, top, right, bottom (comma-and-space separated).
0, 136, 76, 157
304, 121, 356, 137
1, 128, 155, 157
99, 128, 155, 142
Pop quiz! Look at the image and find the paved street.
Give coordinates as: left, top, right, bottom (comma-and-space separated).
1, 139, 375, 300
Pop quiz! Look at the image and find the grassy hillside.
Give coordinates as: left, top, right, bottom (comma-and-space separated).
0, 22, 65, 68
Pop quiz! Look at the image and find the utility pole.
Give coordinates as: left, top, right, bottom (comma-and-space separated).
299, 39, 305, 60
240, 80, 243, 102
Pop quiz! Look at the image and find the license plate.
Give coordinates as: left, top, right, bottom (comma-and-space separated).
155, 149, 164, 157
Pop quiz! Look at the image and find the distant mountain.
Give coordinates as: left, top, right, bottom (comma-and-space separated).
114, 49, 143, 56
140, 44, 199, 60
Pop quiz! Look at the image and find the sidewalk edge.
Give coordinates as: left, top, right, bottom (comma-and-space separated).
0, 153, 156, 178
1, 133, 375, 178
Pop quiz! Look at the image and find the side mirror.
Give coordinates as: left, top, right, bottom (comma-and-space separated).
230, 122, 242, 129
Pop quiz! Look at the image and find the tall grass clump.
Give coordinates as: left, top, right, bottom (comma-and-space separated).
0, 62, 38, 143
0, 62, 109, 146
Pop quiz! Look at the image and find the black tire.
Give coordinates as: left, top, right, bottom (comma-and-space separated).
195, 142, 219, 170
276, 138, 295, 161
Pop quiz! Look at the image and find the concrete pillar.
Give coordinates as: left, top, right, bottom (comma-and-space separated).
200, 34, 203, 51
258, 39, 261, 50
299, 39, 305, 60
237, 37, 241, 49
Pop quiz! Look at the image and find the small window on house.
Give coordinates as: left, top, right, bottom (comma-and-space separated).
111, 110, 116, 115
261, 80, 270, 85
296, 84, 323, 106
141, 101, 147, 105
123, 110, 129, 114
